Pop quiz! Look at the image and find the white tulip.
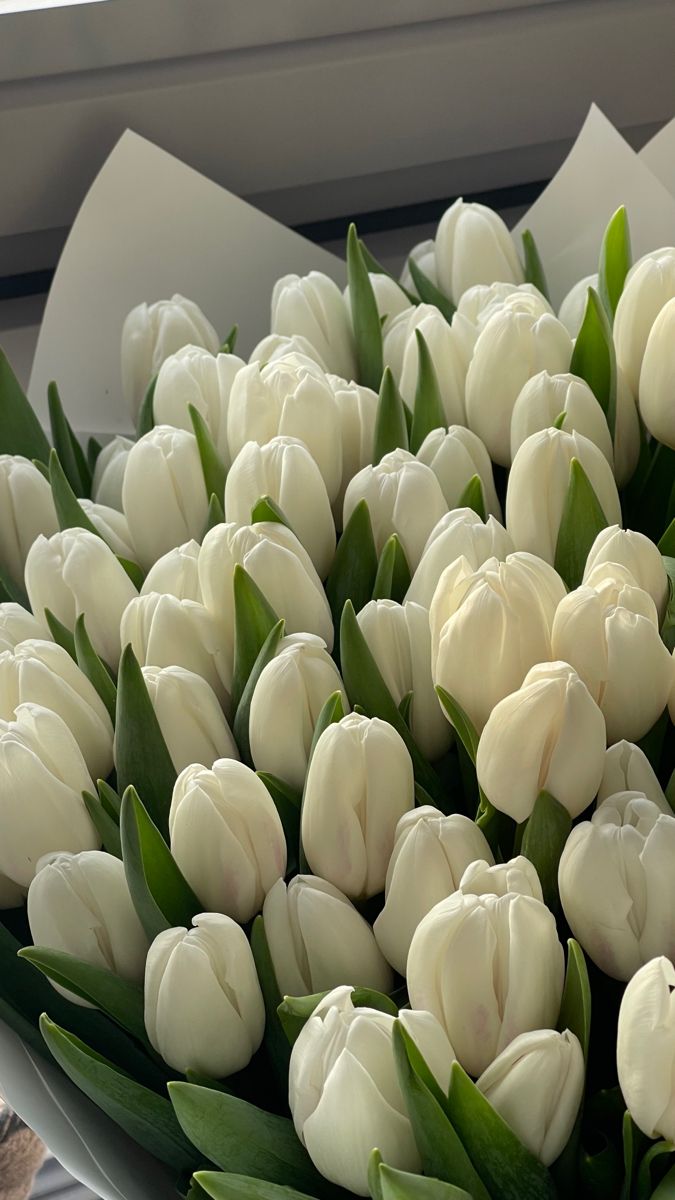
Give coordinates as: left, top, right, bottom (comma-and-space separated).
140, 665, 238, 775
598, 741, 670, 812
25, 529, 137, 670
263, 875, 392, 997
506, 428, 622, 564
458, 282, 552, 330
169, 758, 286, 922
0, 603, 47, 651
122, 426, 209, 571
249, 333, 327, 372
289, 985, 454, 1196
78, 500, 137, 561
27, 850, 148, 1004
510, 371, 613, 465
345, 274, 410, 331
406, 509, 513, 609
400, 239, 438, 295
0, 455, 58, 590
416, 425, 502, 519
271, 272, 356, 380
343, 449, 447, 571
120, 592, 231, 710
121, 294, 219, 419
249, 634, 347, 792
613, 369, 641, 488
431, 551, 566, 732
224, 438, 336, 578
584, 525, 669, 621
0, 639, 113, 781
153, 344, 244, 465
458, 855, 543, 900
559, 793, 675, 981
476, 661, 606, 823
557, 274, 598, 338
614, 249, 675, 397
477, 1029, 584, 1166
301, 713, 414, 900
0, 704, 98, 887
617, 956, 675, 1141
407, 891, 564, 1076
434, 198, 524, 300
638, 296, 675, 449
141, 540, 202, 602
356, 600, 451, 761
0, 872, 24, 909
551, 568, 673, 743
326, 375, 378, 524
144, 913, 265, 1076
465, 309, 572, 466
373, 806, 494, 975
397, 307, 469, 426
92, 436, 134, 510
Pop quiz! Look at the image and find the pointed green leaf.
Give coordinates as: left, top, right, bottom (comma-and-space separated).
558, 938, 591, 1061
347, 224, 383, 391
278, 987, 398, 1047
87, 436, 103, 474
570, 287, 617, 437
258, 771, 301, 875
598, 206, 631, 321
48, 381, 91, 497
74, 614, 116, 721
456, 474, 486, 521
205, 492, 225, 534
369, 1151, 386, 1200
233, 618, 286, 765
407, 257, 456, 322
220, 324, 239, 355
250, 915, 291, 1083
97, 778, 122, 820
399, 691, 414, 728
120, 786, 200, 940
325, 500, 378, 627
373, 368, 409, 463
189, 404, 227, 504
521, 230, 550, 303
554, 457, 609, 589
358, 238, 418, 306
44, 608, 76, 659
231, 565, 280, 714
372, 534, 411, 602
49, 449, 100, 537
251, 495, 291, 527
553, 410, 567, 431
196, 1172, 318, 1200
115, 644, 176, 834
0, 349, 50, 460
636, 1140, 675, 1200
410, 331, 445, 454
379, 1164, 473, 1200
435, 687, 479, 762
137, 374, 156, 438
660, 556, 675, 653
0, 563, 28, 608
117, 555, 144, 589
520, 789, 572, 911
659, 519, 675, 558
18, 947, 147, 1044
83, 790, 122, 857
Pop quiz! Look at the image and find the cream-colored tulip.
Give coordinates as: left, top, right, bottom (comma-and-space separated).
271, 272, 356, 380
121, 294, 219, 419
510, 371, 613, 465
416, 425, 502, 519
120, 592, 231, 710
122, 426, 209, 571
343, 449, 447, 571
617, 957, 675, 1141
153, 344, 244, 465
0, 456, 58, 591
140, 665, 238, 775
406, 509, 513, 609
584, 525, 669, 621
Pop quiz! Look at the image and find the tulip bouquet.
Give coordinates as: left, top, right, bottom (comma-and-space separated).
0, 195, 674, 1200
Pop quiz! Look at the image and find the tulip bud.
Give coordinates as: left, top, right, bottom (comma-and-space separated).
153, 344, 244, 465
121, 294, 220, 419
326, 375, 378, 524
0, 603, 47, 651
78, 499, 137, 561
458, 855, 543, 900
169, 758, 286, 922
140, 665, 238, 775
356, 600, 451, 761
477, 1029, 584, 1166
559, 793, 675, 980
465, 309, 572, 466
27, 850, 148, 1004
584, 524, 669, 621
92, 436, 133, 510
416, 425, 502, 519
271, 272, 356, 380
373, 806, 494, 975
506, 428, 622, 564
407, 891, 564, 1076
613, 369, 641, 488
638, 295, 675, 449
551, 568, 673, 743
0, 639, 113, 781
301, 713, 414, 900
510, 371, 613, 465
224, 438, 336, 578
141, 540, 202, 602
434, 198, 524, 300
120, 592, 231, 710
476, 661, 606, 823
431, 551, 566, 732
25, 529, 137, 670
144, 912, 265, 1076
458, 282, 552, 330
198, 521, 334, 664
345, 274, 410, 332
122, 426, 209, 571
0, 455, 58, 591
289, 985, 454, 1196
263, 875, 392, 997
0, 704, 98, 887
614, 249, 675, 398
249, 333, 328, 371
617, 957, 675, 1141
557, 274, 598, 338
0, 872, 24, 910
406, 509, 513, 609
396, 307, 469, 425
343, 449, 447, 571
400, 239, 437, 296
249, 634, 348, 792
598, 740, 670, 812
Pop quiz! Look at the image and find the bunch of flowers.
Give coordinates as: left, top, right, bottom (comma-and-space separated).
0, 199, 674, 1200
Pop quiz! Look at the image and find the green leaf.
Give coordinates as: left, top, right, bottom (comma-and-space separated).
137, 374, 156, 438
347, 223, 383, 391
520, 790, 572, 911
569, 287, 617, 437
636, 1140, 675, 1200
435, 687, 479, 762
621, 1112, 639, 1200
196, 1172, 319, 1200
220, 324, 239, 355
18, 946, 148, 1044
0, 562, 28, 608
40, 1016, 197, 1173
410, 331, 446, 454
87, 436, 103, 474
558, 939, 591, 1061
379, 1164, 473, 1200
325, 501, 378, 629
0, 349, 51, 460
258, 773, 301, 875
521, 230, 551, 303
49, 449, 100, 537
205, 492, 225, 534
372, 534, 411, 602
118, 555, 144, 590
233, 619, 286, 765
661, 557, 675, 653
308, 690, 346, 764
659, 519, 675, 558
250, 915, 291, 1084
74, 614, 116, 721
98, 778, 122, 820
115, 644, 177, 835
554, 457, 610, 589
369, 1150, 385, 1200
231, 565, 280, 714
120, 786, 200, 941
83, 790, 122, 857
399, 691, 414, 728
359, 239, 418, 305
553, 410, 567, 431
392, 1023, 490, 1200
48, 381, 91, 497
189, 404, 227, 504
652, 1162, 675, 1198
598, 206, 631, 322
456, 474, 486, 521
406, 257, 456, 322
373, 368, 409, 463
251, 495, 291, 527
278, 987, 398, 1047
446, 1061, 556, 1200
44, 608, 76, 659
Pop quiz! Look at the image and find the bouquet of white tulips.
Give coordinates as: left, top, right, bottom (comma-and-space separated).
0, 194, 674, 1200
